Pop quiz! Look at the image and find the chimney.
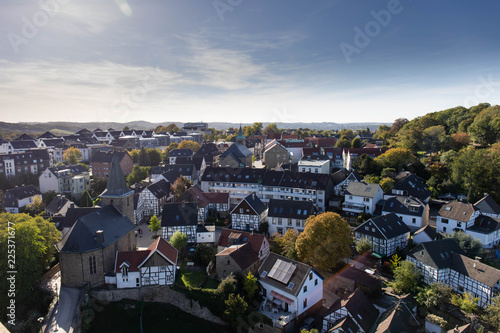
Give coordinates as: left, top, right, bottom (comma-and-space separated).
70, 203, 75, 208
95, 230, 104, 244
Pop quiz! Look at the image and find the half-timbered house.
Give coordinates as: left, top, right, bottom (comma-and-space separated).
230, 192, 268, 232
161, 202, 198, 243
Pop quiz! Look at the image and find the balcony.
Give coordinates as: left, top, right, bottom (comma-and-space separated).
342, 202, 365, 213
259, 299, 296, 329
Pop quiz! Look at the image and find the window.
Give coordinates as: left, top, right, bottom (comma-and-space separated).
315, 279, 318, 286
227, 260, 231, 265
457, 222, 462, 228
412, 218, 416, 224
303, 298, 307, 308
136, 278, 140, 287
303, 286, 308, 293
349, 196, 353, 200
89, 255, 97, 275
309, 272, 313, 280
363, 197, 369, 202
441, 218, 449, 224
240, 208, 244, 214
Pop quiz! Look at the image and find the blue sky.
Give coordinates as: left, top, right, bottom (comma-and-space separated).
1, 0, 499, 124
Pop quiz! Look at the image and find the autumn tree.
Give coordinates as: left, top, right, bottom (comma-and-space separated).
482, 296, 500, 331
296, 212, 352, 271
450, 133, 471, 151
23, 196, 45, 216
224, 294, 248, 326
355, 238, 372, 254
63, 146, 83, 165
390, 118, 409, 134
166, 123, 181, 134
351, 154, 380, 176
375, 148, 418, 172
171, 176, 192, 197
452, 292, 478, 323
387, 260, 421, 294
178, 140, 200, 152
243, 272, 258, 300
263, 123, 280, 135
271, 229, 299, 260
126, 165, 150, 187
416, 283, 453, 311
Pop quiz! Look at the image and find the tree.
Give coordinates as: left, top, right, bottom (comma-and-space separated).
452, 292, 478, 321
422, 125, 447, 153
0, 213, 60, 315
351, 154, 380, 176
129, 149, 140, 163
379, 177, 395, 192
169, 231, 188, 251
482, 296, 500, 331
243, 272, 258, 300
23, 196, 45, 216
447, 231, 483, 258
216, 274, 238, 298
416, 283, 453, 311
351, 137, 362, 148
171, 176, 193, 197
271, 229, 299, 260
147, 148, 162, 166
224, 294, 248, 326
375, 148, 418, 171
193, 243, 217, 267
450, 133, 471, 151
165, 123, 180, 134
387, 260, 421, 294
468, 106, 500, 145
42, 190, 57, 207
123, 126, 130, 131
165, 142, 179, 157
148, 215, 161, 237
335, 138, 351, 149
138, 148, 150, 166
178, 140, 200, 152
355, 238, 372, 254
90, 176, 107, 197
63, 146, 82, 165
390, 118, 409, 134
79, 190, 93, 207
263, 123, 280, 135
126, 165, 150, 186
296, 212, 352, 271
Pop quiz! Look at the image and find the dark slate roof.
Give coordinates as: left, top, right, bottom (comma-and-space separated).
373, 300, 419, 333
99, 155, 133, 198
193, 143, 219, 157
76, 128, 92, 135
335, 265, 381, 290
0, 149, 50, 166
268, 199, 315, 219
407, 239, 464, 270
159, 164, 196, 183
346, 182, 381, 198
169, 149, 194, 157
91, 150, 129, 163
40, 138, 64, 147
474, 194, 500, 216
325, 289, 379, 333
258, 252, 319, 297
329, 316, 359, 333
413, 225, 438, 240
57, 207, 100, 231
0, 138, 6, 144
382, 196, 426, 217
354, 213, 411, 240
202, 167, 266, 184
467, 215, 500, 235
331, 169, 361, 186
4, 185, 41, 207
46, 195, 72, 215
278, 170, 330, 190
452, 253, 500, 287
438, 201, 476, 223
10, 140, 37, 149
146, 179, 170, 199
15, 133, 35, 140
220, 142, 252, 158
390, 174, 431, 201
93, 131, 108, 138
161, 202, 198, 227
48, 164, 88, 177
233, 193, 267, 215
56, 205, 136, 253
216, 243, 259, 270
38, 131, 57, 139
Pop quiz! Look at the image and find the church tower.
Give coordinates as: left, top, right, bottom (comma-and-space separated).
99, 155, 135, 223
235, 124, 246, 146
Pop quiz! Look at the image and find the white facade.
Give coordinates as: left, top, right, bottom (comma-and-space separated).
5, 193, 42, 214
382, 204, 430, 231
298, 159, 330, 174
268, 216, 308, 236
436, 211, 480, 234
343, 186, 383, 215
467, 228, 500, 249
196, 229, 215, 243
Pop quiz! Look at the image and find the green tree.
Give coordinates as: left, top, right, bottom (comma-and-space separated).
335, 138, 351, 149
23, 196, 45, 216
447, 231, 483, 258
452, 292, 478, 322
224, 294, 248, 326
169, 231, 188, 251
147, 148, 162, 166
263, 123, 280, 135
468, 106, 500, 145
482, 296, 500, 331
355, 238, 372, 254
171, 176, 193, 197
148, 215, 161, 236
351, 137, 362, 148
79, 190, 93, 207
166, 123, 181, 134
387, 260, 421, 294
390, 118, 409, 134
416, 283, 453, 311
129, 149, 140, 163
351, 154, 380, 176
126, 165, 151, 186
193, 244, 217, 267
296, 212, 352, 271
375, 148, 418, 171
138, 148, 150, 166
423, 125, 447, 153
63, 146, 83, 165
243, 272, 258, 300
216, 274, 238, 298
90, 176, 107, 197
42, 190, 57, 207
178, 140, 200, 152
0, 213, 60, 316
379, 177, 395, 192
271, 229, 299, 260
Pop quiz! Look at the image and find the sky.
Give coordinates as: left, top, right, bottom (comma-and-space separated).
1, 0, 500, 125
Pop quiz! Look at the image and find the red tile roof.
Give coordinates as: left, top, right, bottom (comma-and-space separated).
115, 237, 178, 272
217, 229, 267, 256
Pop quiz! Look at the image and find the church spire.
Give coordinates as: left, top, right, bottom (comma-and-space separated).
100, 155, 133, 198
236, 123, 246, 144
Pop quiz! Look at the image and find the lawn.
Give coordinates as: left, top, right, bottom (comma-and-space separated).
203, 278, 220, 290
178, 262, 210, 288
87, 299, 226, 333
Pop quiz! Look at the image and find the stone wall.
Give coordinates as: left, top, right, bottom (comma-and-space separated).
90, 286, 226, 326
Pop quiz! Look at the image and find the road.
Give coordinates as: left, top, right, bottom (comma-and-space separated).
44, 285, 81, 333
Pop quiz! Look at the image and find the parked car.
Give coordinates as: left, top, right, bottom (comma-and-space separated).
299, 317, 316, 331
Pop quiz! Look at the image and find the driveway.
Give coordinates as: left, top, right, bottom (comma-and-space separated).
45, 286, 81, 333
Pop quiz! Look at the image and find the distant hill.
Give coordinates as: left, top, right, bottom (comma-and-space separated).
0, 120, 389, 136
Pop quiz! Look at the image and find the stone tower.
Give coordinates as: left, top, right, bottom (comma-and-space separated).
235, 124, 246, 146
99, 155, 135, 223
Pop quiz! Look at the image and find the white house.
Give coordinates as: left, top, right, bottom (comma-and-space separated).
112, 237, 178, 288
408, 239, 500, 308
196, 224, 216, 243
382, 195, 429, 231
258, 252, 323, 327
161, 202, 198, 243
353, 213, 411, 257
436, 201, 480, 234
412, 225, 439, 245
343, 182, 383, 215
474, 194, 500, 218
267, 199, 315, 236
297, 157, 330, 174
39, 164, 90, 201
385, 173, 431, 203
4, 185, 42, 213
135, 179, 172, 223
